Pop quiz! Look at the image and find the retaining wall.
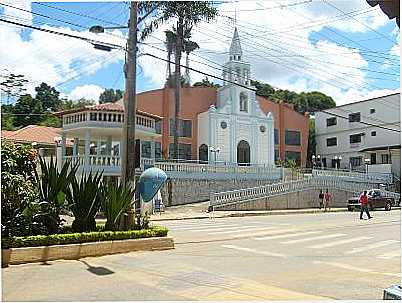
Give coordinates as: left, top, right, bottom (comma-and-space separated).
159, 178, 279, 206
215, 189, 352, 211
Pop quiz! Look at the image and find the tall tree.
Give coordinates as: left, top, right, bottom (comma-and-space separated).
307, 118, 316, 167
99, 88, 123, 103
13, 94, 43, 127
139, 1, 218, 160
193, 77, 221, 88
35, 82, 61, 112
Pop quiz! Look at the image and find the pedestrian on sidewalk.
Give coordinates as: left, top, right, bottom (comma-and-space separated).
324, 189, 332, 212
318, 190, 324, 209
359, 190, 372, 220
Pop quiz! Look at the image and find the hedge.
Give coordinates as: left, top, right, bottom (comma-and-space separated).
2, 226, 168, 249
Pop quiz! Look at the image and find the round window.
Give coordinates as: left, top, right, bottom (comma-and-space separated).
260, 125, 266, 133
221, 121, 227, 129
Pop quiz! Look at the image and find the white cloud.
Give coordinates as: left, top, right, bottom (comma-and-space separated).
0, 1, 125, 96
1, 0, 399, 108
68, 84, 104, 102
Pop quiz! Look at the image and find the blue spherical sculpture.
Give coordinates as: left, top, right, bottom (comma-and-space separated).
138, 167, 167, 202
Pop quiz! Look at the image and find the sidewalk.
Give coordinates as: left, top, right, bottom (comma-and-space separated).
150, 202, 348, 222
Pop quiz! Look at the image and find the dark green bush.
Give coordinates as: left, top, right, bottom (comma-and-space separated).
3, 226, 168, 248
1, 141, 39, 237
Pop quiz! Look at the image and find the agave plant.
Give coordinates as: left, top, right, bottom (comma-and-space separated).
102, 183, 136, 231
67, 171, 103, 232
34, 156, 77, 234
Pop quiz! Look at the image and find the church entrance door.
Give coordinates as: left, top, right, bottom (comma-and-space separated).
237, 140, 250, 166
199, 144, 208, 164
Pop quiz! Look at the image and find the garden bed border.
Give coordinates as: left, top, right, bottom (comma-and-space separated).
2, 236, 174, 266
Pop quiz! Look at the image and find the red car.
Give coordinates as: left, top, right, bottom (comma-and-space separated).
347, 189, 395, 211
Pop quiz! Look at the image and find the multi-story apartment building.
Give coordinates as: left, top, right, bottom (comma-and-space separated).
315, 93, 400, 177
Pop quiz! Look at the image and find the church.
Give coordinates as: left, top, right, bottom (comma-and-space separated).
58, 28, 309, 173
197, 28, 275, 166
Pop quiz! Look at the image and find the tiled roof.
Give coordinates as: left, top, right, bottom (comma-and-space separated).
1, 125, 63, 145
56, 101, 162, 120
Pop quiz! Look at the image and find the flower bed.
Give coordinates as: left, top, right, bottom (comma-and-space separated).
2, 226, 168, 249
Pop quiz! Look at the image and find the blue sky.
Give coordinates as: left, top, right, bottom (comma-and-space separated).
0, 1, 399, 105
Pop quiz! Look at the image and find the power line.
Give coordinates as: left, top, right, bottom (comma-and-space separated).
321, 109, 400, 133
0, 18, 126, 50
0, 2, 128, 41
35, 2, 125, 27
220, 0, 312, 12
322, 0, 398, 46
143, 52, 400, 134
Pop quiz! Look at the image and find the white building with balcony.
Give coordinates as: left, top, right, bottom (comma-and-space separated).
57, 101, 161, 180
315, 93, 400, 178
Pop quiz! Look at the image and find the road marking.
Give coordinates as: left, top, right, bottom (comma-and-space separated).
222, 244, 286, 258
281, 233, 346, 244
308, 236, 372, 249
345, 240, 399, 255
208, 226, 278, 235
254, 231, 322, 241
313, 261, 400, 277
173, 224, 240, 231
377, 250, 401, 260
189, 225, 257, 232
229, 228, 298, 239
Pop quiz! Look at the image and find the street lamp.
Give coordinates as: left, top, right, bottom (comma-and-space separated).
210, 146, 221, 164
317, 154, 322, 169
364, 158, 370, 174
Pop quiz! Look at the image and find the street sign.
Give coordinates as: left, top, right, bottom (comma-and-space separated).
138, 167, 167, 202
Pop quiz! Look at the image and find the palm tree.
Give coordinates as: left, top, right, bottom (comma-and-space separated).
139, 1, 218, 160
183, 37, 199, 87
164, 30, 176, 86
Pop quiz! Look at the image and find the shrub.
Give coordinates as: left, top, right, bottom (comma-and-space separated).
2, 226, 168, 248
102, 183, 136, 231
1, 141, 39, 237
67, 171, 103, 232
34, 157, 78, 234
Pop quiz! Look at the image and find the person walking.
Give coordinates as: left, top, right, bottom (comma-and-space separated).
324, 189, 332, 212
318, 190, 324, 209
359, 190, 372, 220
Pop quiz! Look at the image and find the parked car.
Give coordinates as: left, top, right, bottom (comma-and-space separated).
347, 189, 395, 211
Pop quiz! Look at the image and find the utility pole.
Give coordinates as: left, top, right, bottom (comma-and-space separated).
121, 1, 138, 186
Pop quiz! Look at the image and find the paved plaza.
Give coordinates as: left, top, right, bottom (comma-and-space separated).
2, 210, 400, 300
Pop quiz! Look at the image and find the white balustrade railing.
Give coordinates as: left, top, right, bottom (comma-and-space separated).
154, 161, 282, 176
210, 174, 401, 208
89, 155, 120, 167
312, 169, 392, 183
63, 155, 85, 166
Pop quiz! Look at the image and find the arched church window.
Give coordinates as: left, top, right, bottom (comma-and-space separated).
239, 92, 248, 112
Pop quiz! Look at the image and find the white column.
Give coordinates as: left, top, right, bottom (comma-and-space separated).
151, 140, 156, 159
85, 129, 91, 167
61, 133, 66, 160
73, 138, 79, 156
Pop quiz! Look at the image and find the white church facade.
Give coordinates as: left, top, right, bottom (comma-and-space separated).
197, 28, 275, 166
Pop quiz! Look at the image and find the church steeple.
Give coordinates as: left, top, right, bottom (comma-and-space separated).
229, 27, 242, 61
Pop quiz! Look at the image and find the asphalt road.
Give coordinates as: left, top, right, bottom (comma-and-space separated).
2, 210, 400, 301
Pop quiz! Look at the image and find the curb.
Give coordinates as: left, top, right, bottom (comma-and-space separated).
150, 208, 348, 222
2, 237, 174, 266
